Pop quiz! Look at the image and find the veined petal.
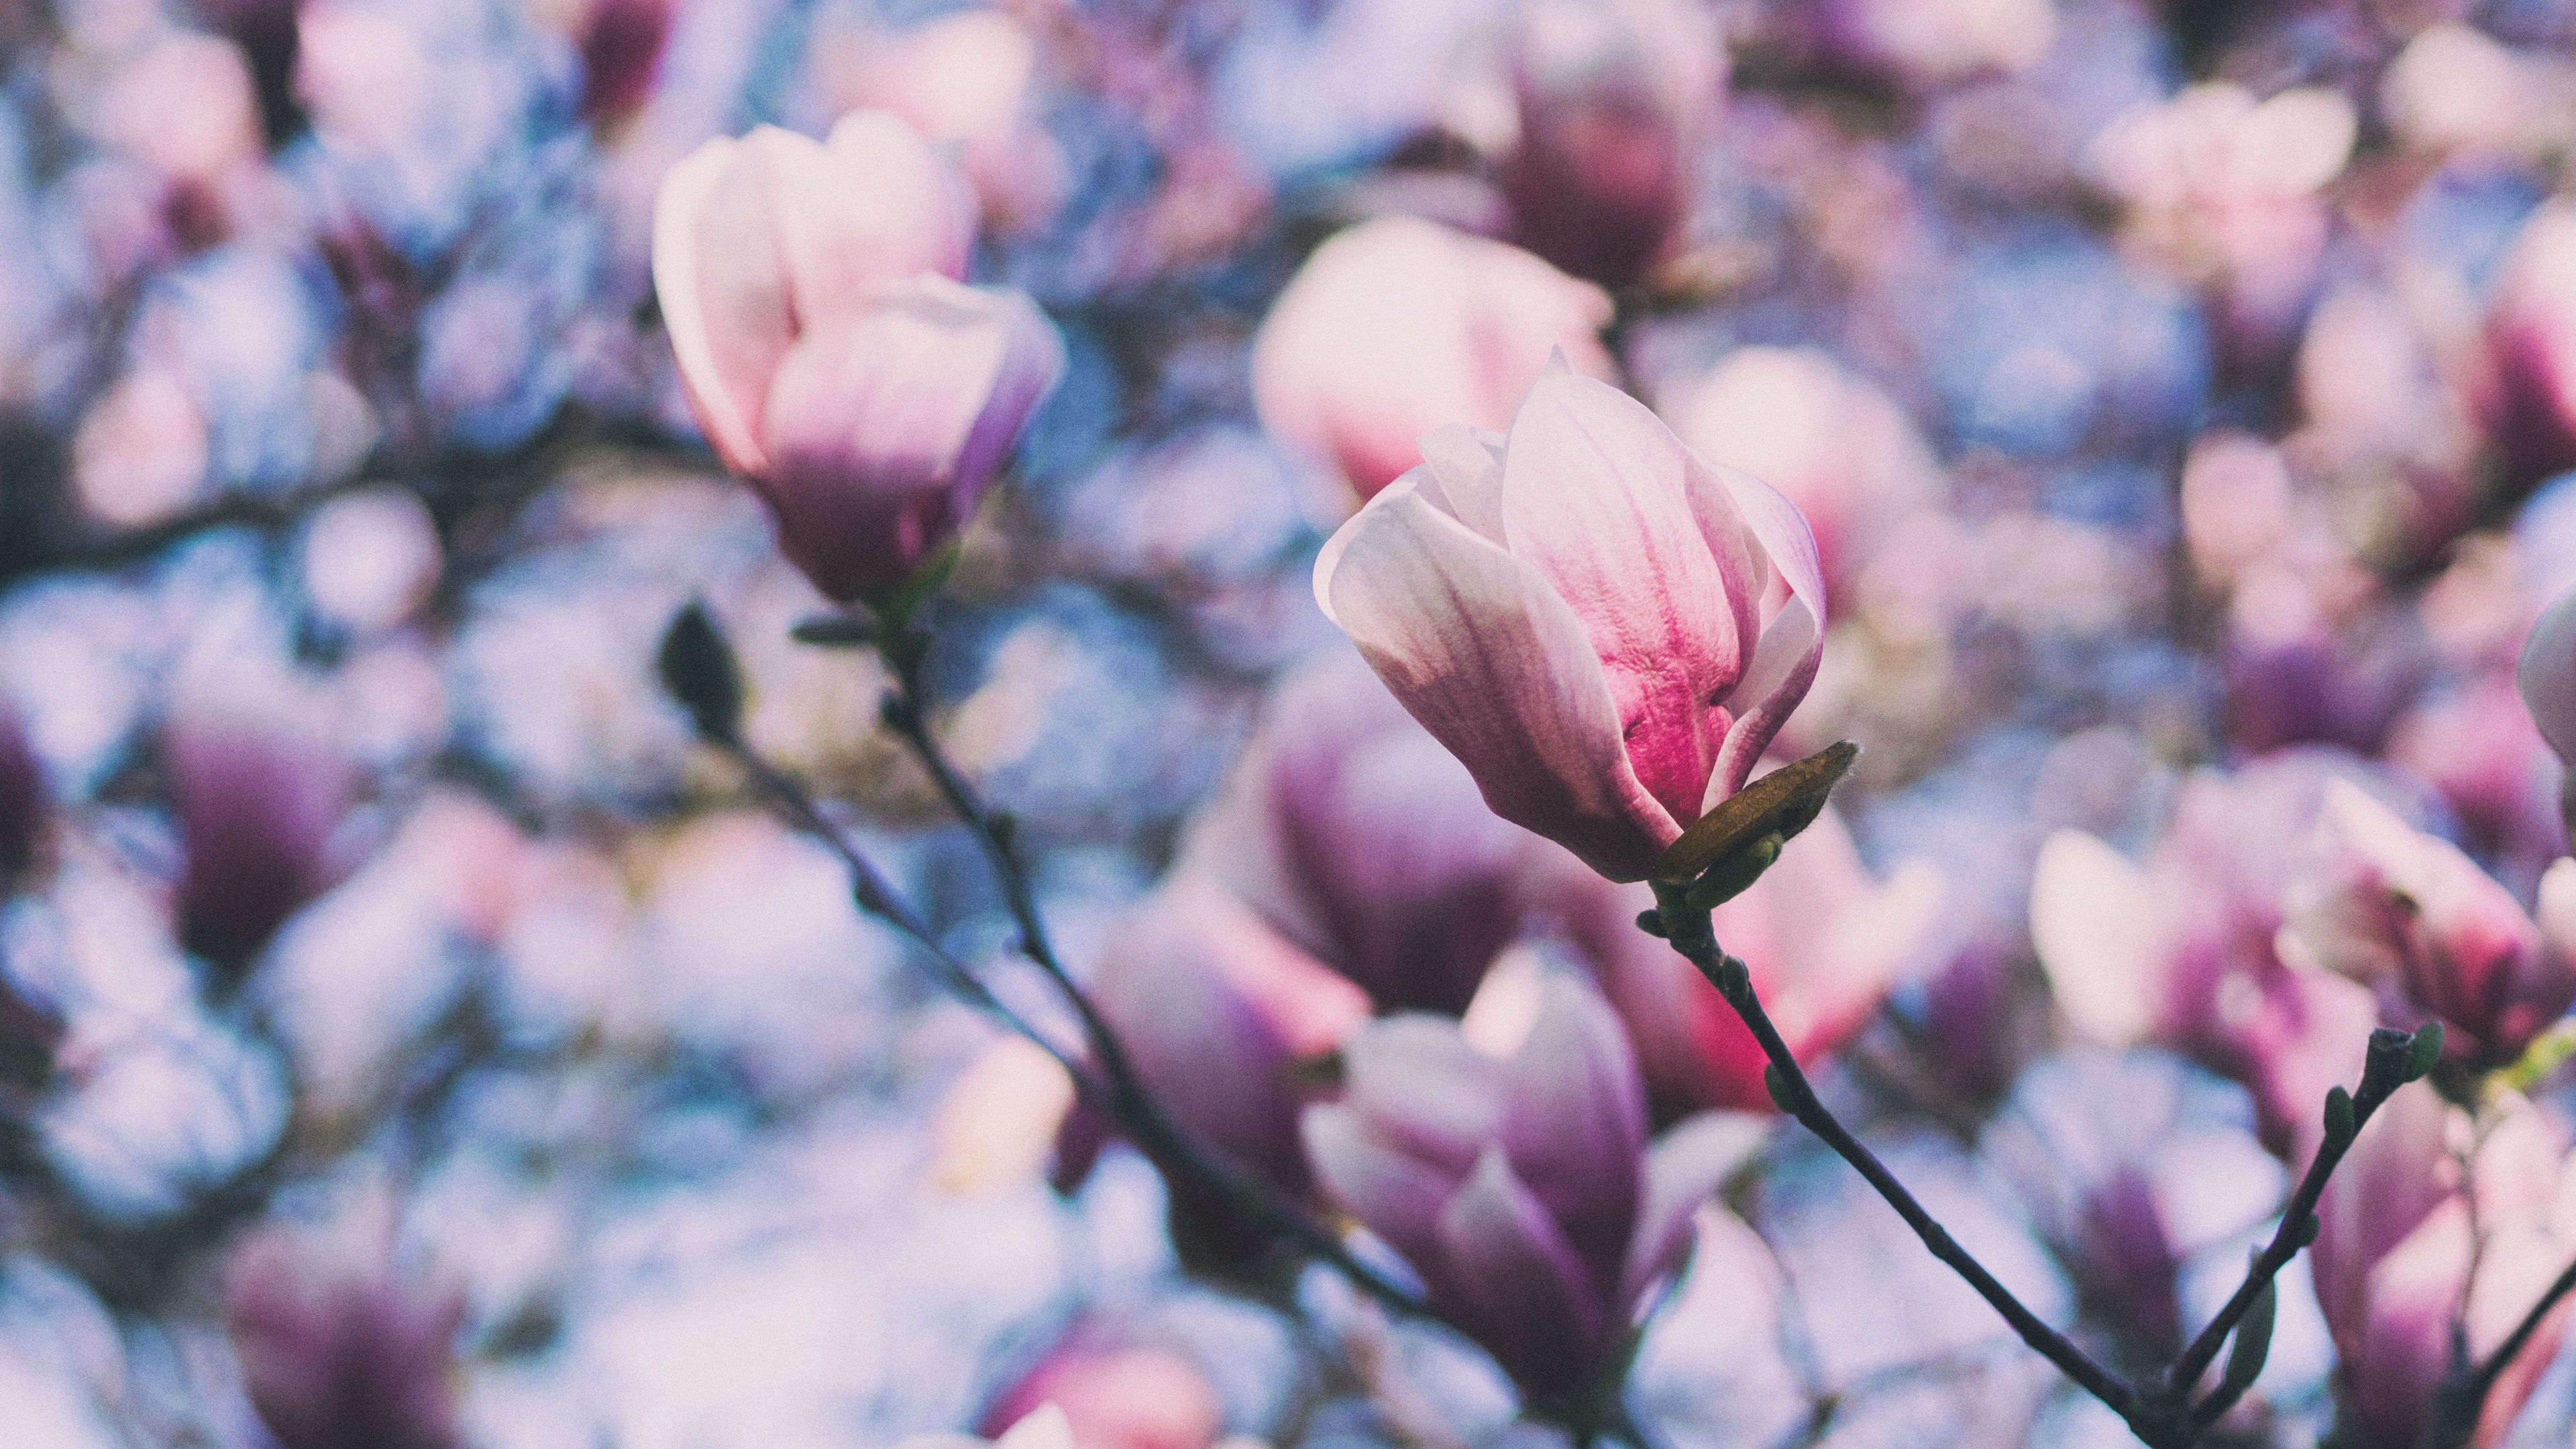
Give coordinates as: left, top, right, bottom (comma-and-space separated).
1317, 476, 1676, 879
1501, 372, 1741, 826
1706, 460, 1827, 800
651, 133, 791, 477
1436, 1145, 1615, 1400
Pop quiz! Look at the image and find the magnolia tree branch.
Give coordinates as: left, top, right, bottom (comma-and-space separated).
657, 604, 1442, 1330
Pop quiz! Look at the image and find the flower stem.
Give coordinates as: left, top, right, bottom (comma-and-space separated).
1647, 885, 2144, 1427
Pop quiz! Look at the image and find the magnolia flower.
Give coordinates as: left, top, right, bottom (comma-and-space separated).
2313, 1089, 2576, 1449
2519, 582, 2576, 842
1302, 975, 1752, 1409
2482, 200, 2576, 488
224, 1205, 466, 1449
167, 696, 354, 975
653, 111, 1063, 605
981, 1338, 1224, 1449
1313, 366, 1825, 883
2279, 781, 2576, 1067
1252, 218, 1615, 502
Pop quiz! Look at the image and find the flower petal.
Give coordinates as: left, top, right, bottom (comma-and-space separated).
1317, 474, 1674, 879
1501, 372, 1742, 826
1303, 1102, 1464, 1275
1498, 977, 1646, 1297
761, 112, 972, 327
1621, 1111, 1770, 1303
1436, 1144, 1615, 1401
651, 133, 792, 476
1705, 460, 1827, 801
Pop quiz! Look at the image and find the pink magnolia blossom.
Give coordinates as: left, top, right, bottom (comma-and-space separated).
1550, 801, 1941, 1116
654, 113, 1063, 604
2314, 1089, 2576, 1449
1313, 366, 1825, 883
2480, 200, 2576, 487
1179, 652, 1548, 1015
166, 697, 355, 974
1252, 218, 1615, 502
981, 1338, 1223, 1449
1497, 0, 1722, 288
2030, 752, 2421, 1159
223, 1204, 466, 1449
2279, 781, 2576, 1067
1079, 879, 1372, 1263
1301, 974, 1751, 1408
902, 1406, 1077, 1449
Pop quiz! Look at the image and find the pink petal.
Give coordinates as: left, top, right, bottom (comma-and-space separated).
2520, 585, 2576, 765
1500, 372, 1744, 826
1498, 977, 1646, 1295
760, 112, 973, 328
1302, 1103, 1465, 1275
651, 133, 792, 476
1621, 1112, 1770, 1303
1341, 1014, 1507, 1167
1317, 473, 1674, 879
1703, 461, 1827, 802
1436, 1144, 1615, 1400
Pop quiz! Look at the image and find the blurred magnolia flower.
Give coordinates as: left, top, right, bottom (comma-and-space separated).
224, 1197, 466, 1449
300, 487, 442, 636
2030, 753, 2419, 1159
1079, 879, 1373, 1266
1662, 347, 1943, 596
2519, 583, 2576, 841
1313, 366, 1824, 882
1776, 0, 2056, 87
819, 9, 1067, 235
2314, 1088, 2576, 1449
70, 370, 211, 529
2279, 780, 2576, 1068
166, 692, 356, 977
1495, 0, 1722, 288
2481, 200, 2576, 488
1252, 217, 1613, 502
558, 0, 676, 129
2379, 23, 2574, 164
1180, 652, 1546, 1016
981, 1338, 1224, 1449
2091, 83, 2354, 362
1301, 975, 1750, 1411
901, 1404, 1077, 1449
1552, 801, 1941, 1116
653, 113, 1065, 606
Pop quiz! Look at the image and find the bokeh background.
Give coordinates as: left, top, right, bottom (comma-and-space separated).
5, 0, 2576, 1446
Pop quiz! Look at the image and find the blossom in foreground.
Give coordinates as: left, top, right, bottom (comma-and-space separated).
653, 111, 1063, 605
1252, 218, 1615, 502
2279, 780, 2576, 1068
1301, 974, 1750, 1408
2313, 1088, 2576, 1449
1313, 366, 1825, 882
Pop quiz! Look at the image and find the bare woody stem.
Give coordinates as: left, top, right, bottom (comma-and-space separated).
1646, 883, 2145, 1427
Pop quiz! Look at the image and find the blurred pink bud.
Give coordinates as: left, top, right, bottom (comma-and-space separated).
1301, 975, 1744, 1408
1252, 217, 1614, 500
2281, 782, 2576, 1066
572, 0, 674, 129
1183, 653, 1544, 1015
2314, 1089, 2576, 1449
826, 10, 1066, 235
1314, 367, 1825, 882
1499, 0, 1721, 288
95, 32, 262, 186
2480, 200, 2576, 487
752, 275, 1065, 604
1087, 880, 1371, 1262
167, 698, 354, 973
224, 1210, 465, 1449
1559, 802, 1939, 1116
655, 113, 1056, 604
1662, 347, 1942, 596
901, 1405, 1077, 1449
0, 705, 41, 885
981, 1340, 1222, 1449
